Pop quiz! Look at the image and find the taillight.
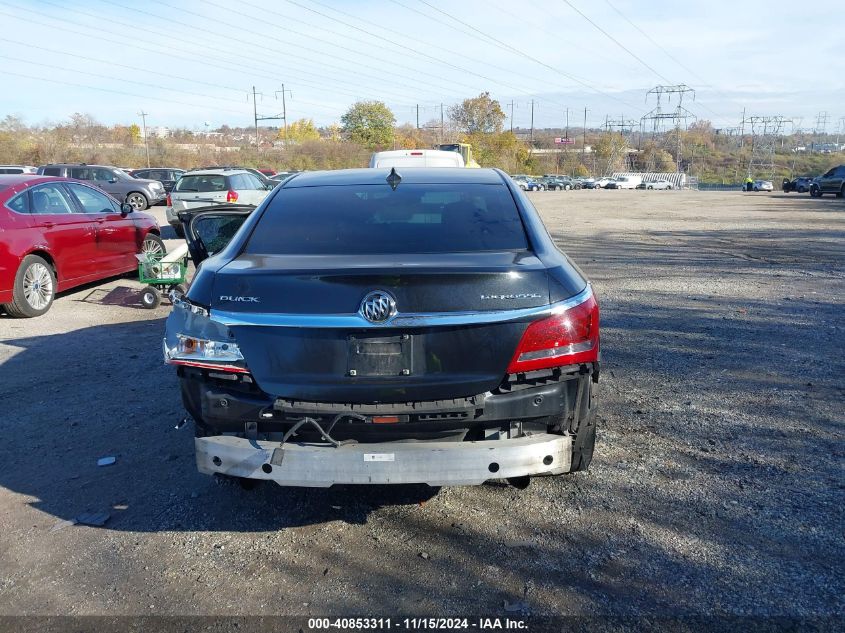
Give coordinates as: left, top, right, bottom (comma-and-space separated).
226, 190, 238, 203
507, 292, 599, 374
165, 193, 172, 206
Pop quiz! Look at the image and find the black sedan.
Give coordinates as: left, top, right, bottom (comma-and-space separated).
165, 168, 600, 489
782, 176, 813, 193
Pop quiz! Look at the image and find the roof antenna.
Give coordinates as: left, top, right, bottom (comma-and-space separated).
386, 167, 402, 191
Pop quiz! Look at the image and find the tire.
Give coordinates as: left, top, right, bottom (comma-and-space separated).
170, 283, 187, 298
569, 379, 598, 473
126, 192, 149, 211
140, 233, 166, 258
141, 286, 161, 309
564, 184, 571, 191
3, 255, 56, 318
837, 186, 844, 199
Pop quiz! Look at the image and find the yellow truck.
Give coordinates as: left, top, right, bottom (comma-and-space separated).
437, 143, 480, 168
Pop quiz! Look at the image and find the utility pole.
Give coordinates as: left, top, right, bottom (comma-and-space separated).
529, 99, 535, 145
508, 101, 514, 133
280, 83, 288, 143
440, 103, 444, 144
252, 86, 260, 148
582, 107, 588, 163
138, 111, 150, 168
564, 107, 569, 142
416, 104, 420, 130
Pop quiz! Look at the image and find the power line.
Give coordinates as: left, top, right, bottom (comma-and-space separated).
0, 69, 249, 115
400, 0, 641, 110
601, 0, 735, 125
0, 3, 417, 107
139, 0, 481, 100
561, 0, 674, 84
263, 0, 544, 98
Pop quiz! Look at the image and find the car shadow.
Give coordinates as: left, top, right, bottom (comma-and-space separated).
0, 317, 442, 532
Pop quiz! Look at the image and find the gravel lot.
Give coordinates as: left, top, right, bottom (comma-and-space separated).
0, 191, 842, 620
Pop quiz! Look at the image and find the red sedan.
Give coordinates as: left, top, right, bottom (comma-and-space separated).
0, 175, 164, 317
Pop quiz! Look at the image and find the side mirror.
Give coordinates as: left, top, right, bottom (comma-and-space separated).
109, 178, 118, 184
121, 202, 134, 216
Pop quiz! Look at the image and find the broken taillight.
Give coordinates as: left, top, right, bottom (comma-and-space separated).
226, 189, 239, 203
507, 292, 599, 373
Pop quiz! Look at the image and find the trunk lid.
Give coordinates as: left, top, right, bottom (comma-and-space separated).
213, 253, 549, 403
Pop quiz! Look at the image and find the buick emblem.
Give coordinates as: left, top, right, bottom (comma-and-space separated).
360, 291, 397, 323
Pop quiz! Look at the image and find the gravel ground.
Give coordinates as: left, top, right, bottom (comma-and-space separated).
0, 191, 842, 620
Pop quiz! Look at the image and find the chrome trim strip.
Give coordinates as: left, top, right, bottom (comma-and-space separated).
212, 285, 592, 329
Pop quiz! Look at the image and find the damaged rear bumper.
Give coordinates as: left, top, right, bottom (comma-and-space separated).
195, 432, 572, 487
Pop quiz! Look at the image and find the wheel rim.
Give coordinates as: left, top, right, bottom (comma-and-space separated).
128, 194, 146, 210
141, 237, 164, 257
23, 263, 53, 310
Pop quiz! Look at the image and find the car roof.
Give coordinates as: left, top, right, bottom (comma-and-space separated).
180, 169, 244, 176
283, 167, 505, 188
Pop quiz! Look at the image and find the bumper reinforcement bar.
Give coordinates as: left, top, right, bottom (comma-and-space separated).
195, 433, 572, 487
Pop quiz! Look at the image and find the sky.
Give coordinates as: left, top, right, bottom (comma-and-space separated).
0, 0, 843, 134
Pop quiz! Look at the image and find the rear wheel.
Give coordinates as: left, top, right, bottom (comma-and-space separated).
4, 255, 56, 318
126, 192, 149, 211
140, 286, 161, 309
837, 185, 844, 198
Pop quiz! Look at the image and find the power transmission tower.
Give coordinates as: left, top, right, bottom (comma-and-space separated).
138, 111, 150, 168
746, 115, 792, 180
252, 86, 290, 147
640, 84, 696, 172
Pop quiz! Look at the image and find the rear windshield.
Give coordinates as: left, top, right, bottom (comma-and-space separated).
175, 175, 227, 192
245, 183, 528, 255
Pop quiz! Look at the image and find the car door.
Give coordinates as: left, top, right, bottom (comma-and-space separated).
65, 182, 137, 274
242, 173, 271, 205
832, 166, 845, 193
27, 182, 99, 287
89, 167, 123, 199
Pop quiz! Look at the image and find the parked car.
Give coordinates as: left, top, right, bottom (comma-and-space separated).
512, 176, 544, 191
810, 165, 845, 197
540, 176, 578, 191
781, 176, 813, 193
580, 178, 600, 189
0, 165, 37, 174
0, 175, 163, 317
129, 167, 185, 193
637, 179, 674, 190
606, 176, 641, 190
257, 168, 276, 177
270, 171, 298, 182
164, 167, 600, 488
751, 180, 774, 192
593, 177, 615, 189
36, 164, 166, 210
165, 168, 272, 237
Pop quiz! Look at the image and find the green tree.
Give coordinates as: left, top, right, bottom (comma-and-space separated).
449, 92, 506, 134
281, 118, 320, 144
341, 101, 395, 148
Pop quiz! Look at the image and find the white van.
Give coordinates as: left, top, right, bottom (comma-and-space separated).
612, 175, 642, 189
369, 149, 466, 168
